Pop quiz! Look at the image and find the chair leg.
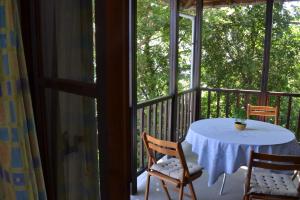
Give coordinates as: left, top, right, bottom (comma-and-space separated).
160, 180, 171, 200
292, 171, 298, 180
144, 174, 151, 200
243, 195, 249, 200
178, 184, 184, 200
188, 183, 197, 200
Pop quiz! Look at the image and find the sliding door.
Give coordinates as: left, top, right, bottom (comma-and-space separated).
20, 0, 131, 199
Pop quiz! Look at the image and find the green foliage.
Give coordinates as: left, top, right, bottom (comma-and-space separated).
201, 5, 266, 89
137, 0, 170, 101
137, 1, 300, 131
137, 1, 300, 93
137, 0, 194, 101
269, 3, 300, 92
178, 17, 193, 92
234, 107, 247, 123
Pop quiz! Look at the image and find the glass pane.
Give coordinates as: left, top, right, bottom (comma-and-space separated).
137, 0, 170, 102
178, 14, 193, 92
201, 3, 266, 90
40, 0, 95, 83
45, 90, 99, 200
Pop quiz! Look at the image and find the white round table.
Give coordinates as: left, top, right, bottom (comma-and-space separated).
185, 118, 300, 187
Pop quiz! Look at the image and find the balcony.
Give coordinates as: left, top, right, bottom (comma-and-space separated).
131, 87, 300, 199
130, 0, 300, 198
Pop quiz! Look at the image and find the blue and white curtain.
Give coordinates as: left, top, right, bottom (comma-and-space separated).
0, 0, 47, 199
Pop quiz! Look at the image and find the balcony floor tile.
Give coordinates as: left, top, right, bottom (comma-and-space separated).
131, 168, 247, 200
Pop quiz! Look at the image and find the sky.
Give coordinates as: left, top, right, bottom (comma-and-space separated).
284, 1, 300, 16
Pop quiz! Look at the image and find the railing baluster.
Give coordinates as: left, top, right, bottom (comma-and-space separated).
186, 92, 191, 135
236, 92, 240, 108
276, 96, 281, 124
141, 107, 145, 168
199, 89, 202, 119
163, 100, 167, 140
217, 91, 220, 117
176, 96, 181, 141
225, 92, 230, 117
286, 96, 292, 129
207, 90, 211, 118
184, 93, 188, 137
180, 95, 184, 139
154, 103, 158, 138
178, 95, 181, 140
178, 95, 182, 139
137, 109, 140, 169
190, 91, 194, 122
244, 94, 250, 109
192, 91, 196, 122
148, 105, 152, 134
297, 110, 300, 140
183, 94, 187, 139
159, 102, 163, 140
167, 99, 172, 141
181, 94, 184, 139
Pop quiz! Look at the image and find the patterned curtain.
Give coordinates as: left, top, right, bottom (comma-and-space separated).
0, 0, 46, 199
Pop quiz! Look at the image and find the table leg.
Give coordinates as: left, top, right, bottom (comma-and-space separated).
219, 173, 226, 195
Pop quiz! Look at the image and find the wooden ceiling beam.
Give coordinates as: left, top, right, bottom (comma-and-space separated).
161, 0, 298, 10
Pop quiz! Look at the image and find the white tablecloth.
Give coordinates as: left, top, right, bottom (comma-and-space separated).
185, 118, 300, 186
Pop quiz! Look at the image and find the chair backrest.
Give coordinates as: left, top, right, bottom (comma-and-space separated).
141, 132, 189, 177
247, 104, 278, 125
249, 151, 300, 171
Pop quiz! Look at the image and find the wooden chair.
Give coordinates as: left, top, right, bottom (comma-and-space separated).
244, 151, 300, 200
142, 132, 203, 200
247, 104, 279, 125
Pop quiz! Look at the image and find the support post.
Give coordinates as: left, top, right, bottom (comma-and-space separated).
169, 0, 179, 141
260, 0, 274, 105
192, 0, 203, 121
96, 0, 131, 199
129, 0, 138, 195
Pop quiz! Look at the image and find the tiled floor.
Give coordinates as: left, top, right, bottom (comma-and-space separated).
131, 168, 247, 200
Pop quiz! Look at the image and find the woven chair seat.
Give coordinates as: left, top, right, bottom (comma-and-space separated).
249, 172, 299, 197
151, 158, 202, 179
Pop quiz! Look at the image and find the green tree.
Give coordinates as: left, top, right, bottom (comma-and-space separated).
137, 1, 300, 103
137, 0, 170, 101
202, 5, 265, 90
137, 0, 193, 101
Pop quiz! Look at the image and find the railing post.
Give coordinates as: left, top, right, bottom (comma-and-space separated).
260, 0, 274, 105
193, 0, 203, 121
169, 0, 179, 141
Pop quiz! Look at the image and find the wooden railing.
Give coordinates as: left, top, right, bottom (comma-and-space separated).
135, 87, 300, 174
200, 87, 300, 136
175, 89, 197, 141
136, 89, 196, 173
136, 95, 172, 172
